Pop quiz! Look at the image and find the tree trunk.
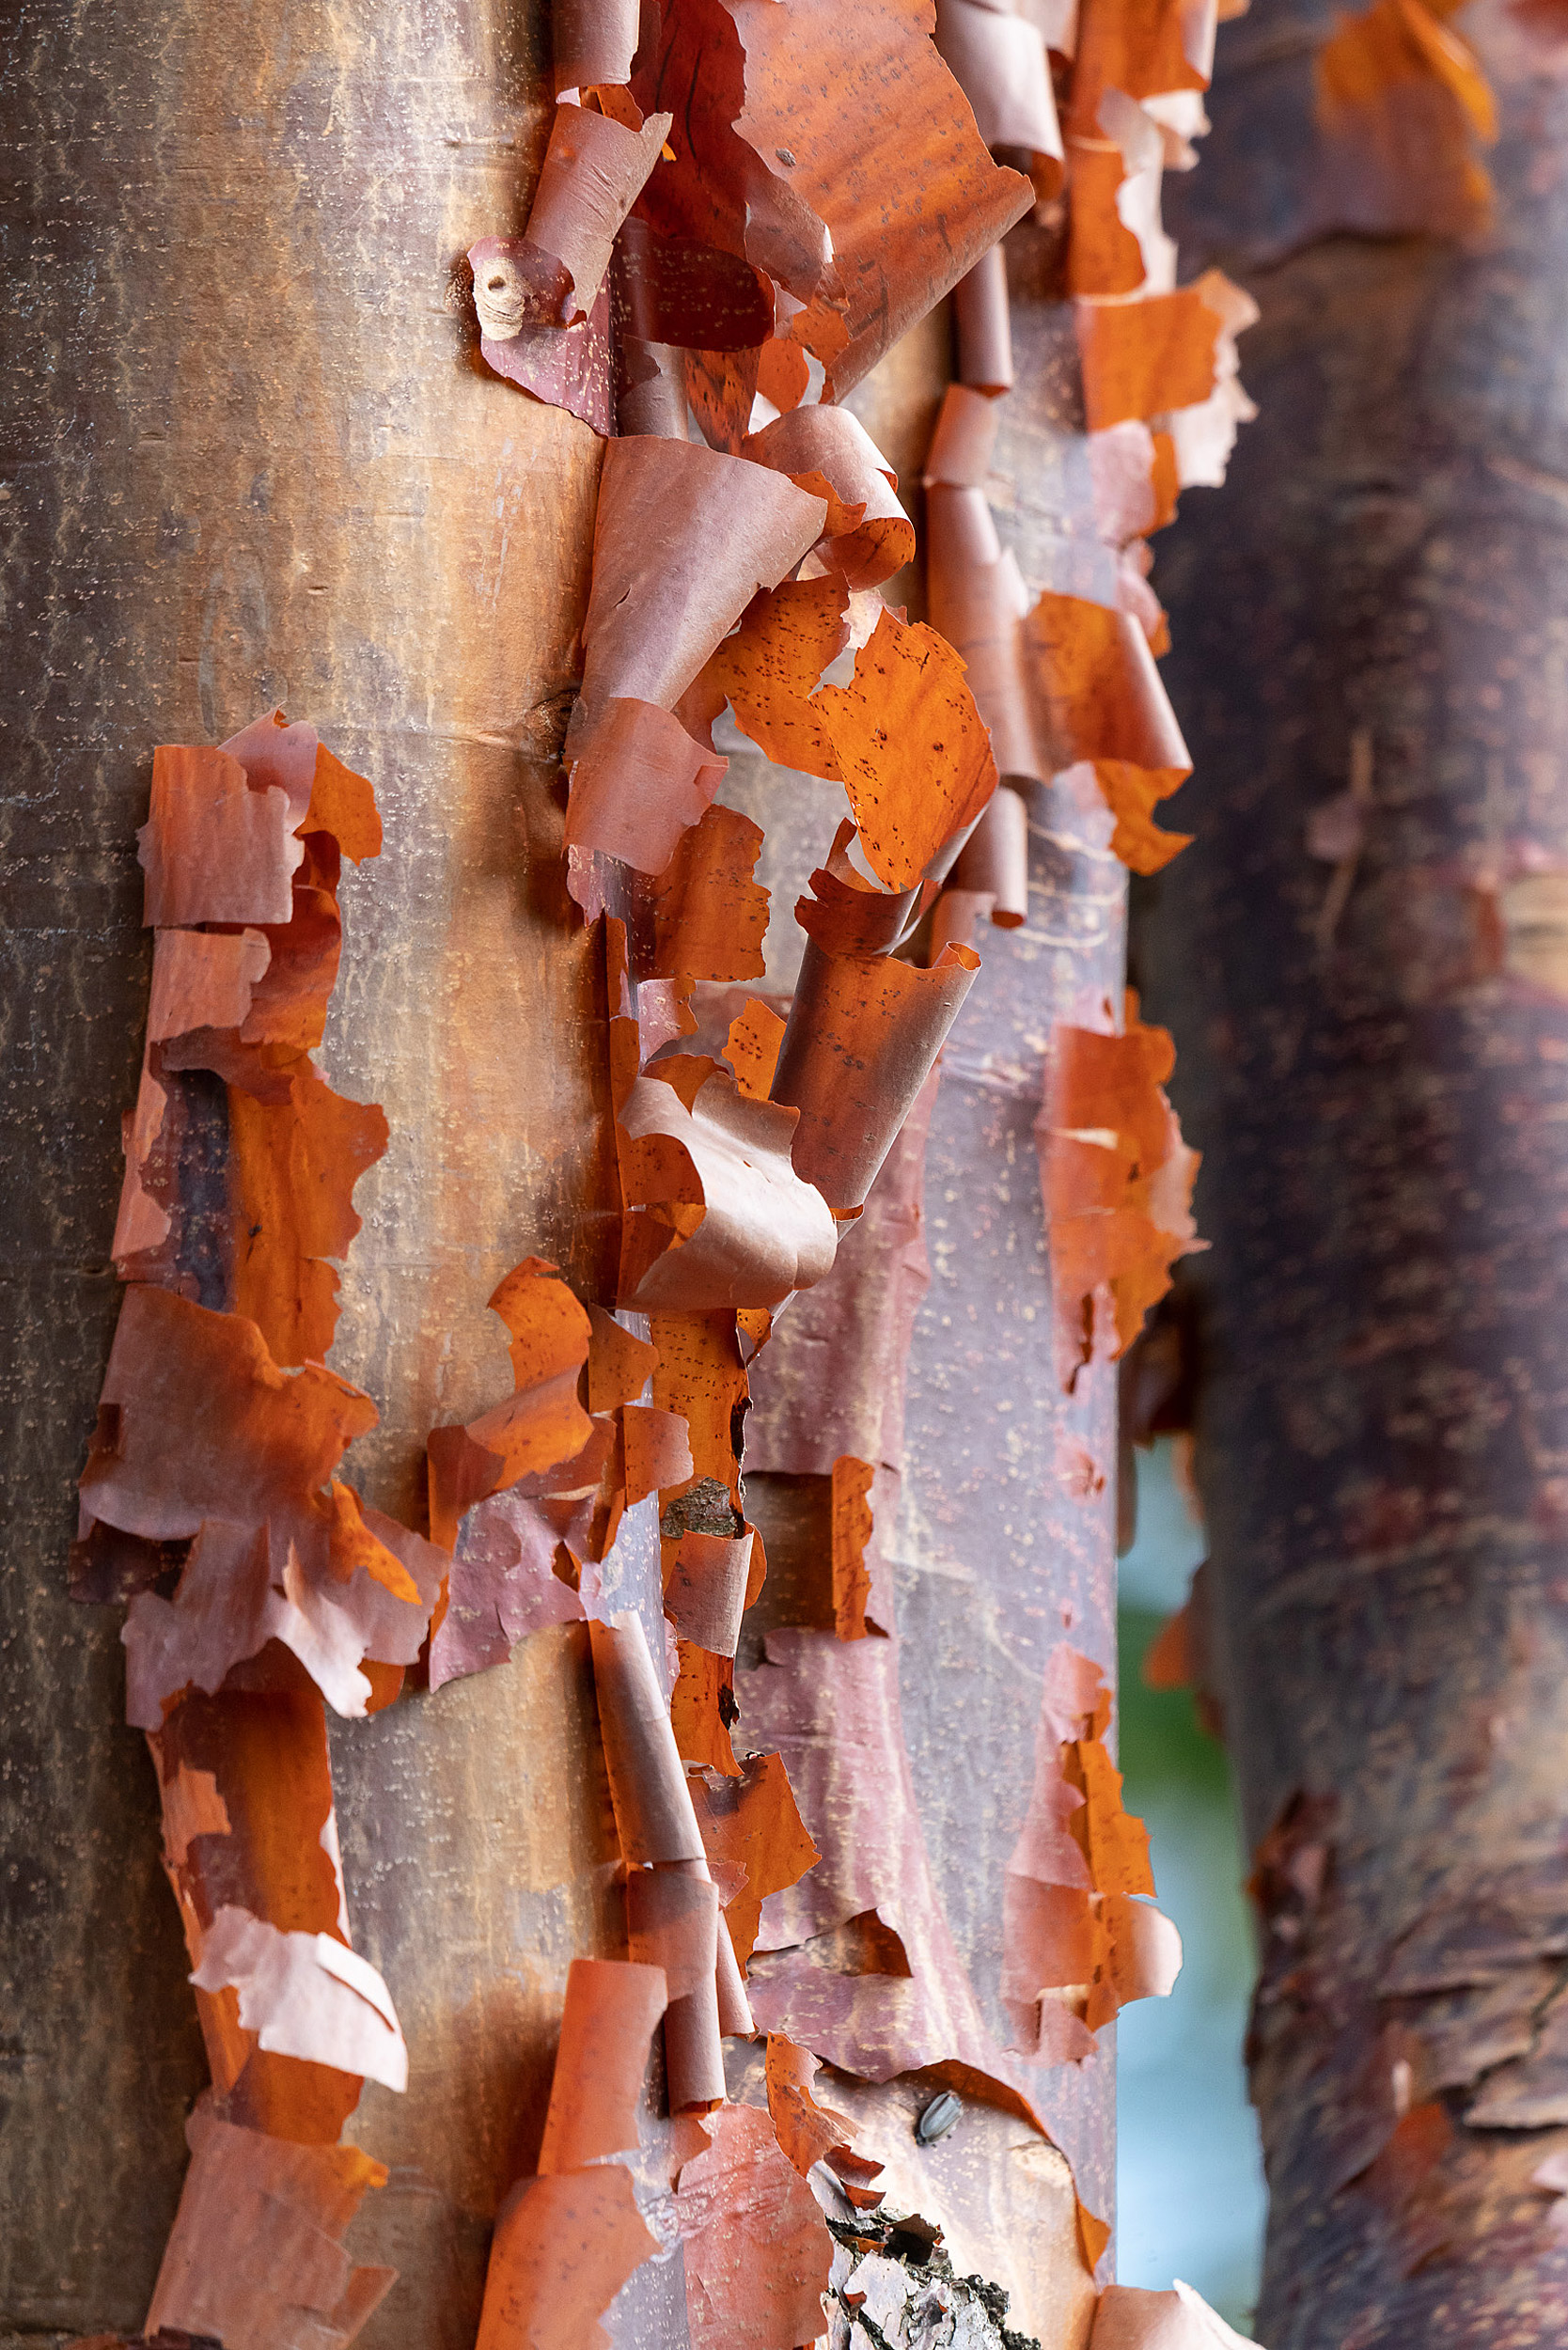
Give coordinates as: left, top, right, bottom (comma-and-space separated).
1146, 0, 1568, 2339
1, 13, 1118, 2350
2, 2, 618, 2338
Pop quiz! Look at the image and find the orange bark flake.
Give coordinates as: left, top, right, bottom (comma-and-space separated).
830, 1454, 876, 1640
650, 803, 771, 983
689, 1749, 821, 1967
705, 574, 850, 779
1315, 0, 1495, 236
1040, 1009, 1205, 1386
765, 2033, 885, 2206
1074, 286, 1222, 431
723, 999, 787, 1102
811, 610, 998, 890
227, 1066, 389, 1371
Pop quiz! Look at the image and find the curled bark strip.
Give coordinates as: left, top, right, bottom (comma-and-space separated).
947, 783, 1030, 927
664, 1526, 754, 1654
953, 244, 1014, 392
770, 935, 980, 1219
535, 1957, 668, 2172
743, 406, 916, 591
553, 0, 639, 92
139, 745, 303, 929
144, 2095, 394, 2350
589, 1612, 709, 1865
149, 929, 272, 1042
794, 821, 929, 959
617, 1067, 839, 1309
227, 1067, 389, 1371
572, 435, 828, 739
923, 381, 1004, 488
935, 0, 1063, 159
475, 2167, 658, 2350
927, 483, 1042, 784
523, 102, 673, 322
566, 438, 824, 875
628, 1864, 727, 2110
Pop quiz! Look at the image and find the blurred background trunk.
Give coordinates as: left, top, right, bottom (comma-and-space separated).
1145, 0, 1568, 2339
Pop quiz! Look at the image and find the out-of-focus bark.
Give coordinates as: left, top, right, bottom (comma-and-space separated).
0, 4, 619, 2342
1145, 2, 1568, 2341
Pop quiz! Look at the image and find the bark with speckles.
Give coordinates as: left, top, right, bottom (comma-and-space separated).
1143, 1, 1568, 2340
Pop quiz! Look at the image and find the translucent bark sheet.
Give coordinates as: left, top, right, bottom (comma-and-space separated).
770, 938, 979, 1219
628, 0, 1032, 397
616, 1067, 839, 1309
144, 2096, 394, 2350
934, 0, 1063, 162
738, 1626, 1044, 2104
566, 438, 825, 880
673, 2103, 835, 2350
741, 407, 915, 591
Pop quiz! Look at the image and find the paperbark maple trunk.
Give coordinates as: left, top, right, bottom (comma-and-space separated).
1143, 0, 1568, 2341
1, 16, 1115, 2350
2, 4, 623, 2341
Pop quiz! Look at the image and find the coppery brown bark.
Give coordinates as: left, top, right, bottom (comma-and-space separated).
1, 17, 1114, 2350
1, 2, 620, 2340
1143, 0, 1568, 2341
